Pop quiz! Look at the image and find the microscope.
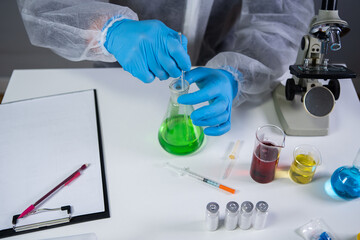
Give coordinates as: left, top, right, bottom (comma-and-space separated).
273, 0, 356, 136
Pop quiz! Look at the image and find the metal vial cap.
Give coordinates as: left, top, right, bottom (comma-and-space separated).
256, 201, 269, 212
241, 201, 254, 213
226, 201, 239, 213
206, 202, 219, 214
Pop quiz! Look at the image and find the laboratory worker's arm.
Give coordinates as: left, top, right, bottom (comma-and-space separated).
17, 0, 137, 62
208, 0, 315, 106
17, 0, 190, 83
179, 0, 315, 136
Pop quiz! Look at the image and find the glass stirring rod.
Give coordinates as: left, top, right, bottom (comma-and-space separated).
178, 32, 185, 90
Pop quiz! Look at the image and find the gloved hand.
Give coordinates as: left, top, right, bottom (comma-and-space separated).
104, 19, 191, 83
177, 67, 238, 136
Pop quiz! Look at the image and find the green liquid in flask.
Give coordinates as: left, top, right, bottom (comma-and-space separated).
158, 114, 204, 155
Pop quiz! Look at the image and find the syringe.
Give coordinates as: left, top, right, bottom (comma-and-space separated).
166, 162, 236, 194
178, 32, 185, 90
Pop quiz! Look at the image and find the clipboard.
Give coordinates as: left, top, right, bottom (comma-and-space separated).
12, 206, 72, 232
0, 90, 109, 238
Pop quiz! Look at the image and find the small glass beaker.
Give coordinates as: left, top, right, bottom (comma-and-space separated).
289, 145, 322, 184
250, 125, 285, 183
158, 78, 204, 155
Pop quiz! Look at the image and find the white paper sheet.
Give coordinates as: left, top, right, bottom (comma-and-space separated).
41, 233, 97, 240
0, 90, 106, 231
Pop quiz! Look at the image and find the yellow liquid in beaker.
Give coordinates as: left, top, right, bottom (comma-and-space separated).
289, 154, 317, 184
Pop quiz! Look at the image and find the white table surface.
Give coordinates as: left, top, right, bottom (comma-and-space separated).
3, 68, 360, 240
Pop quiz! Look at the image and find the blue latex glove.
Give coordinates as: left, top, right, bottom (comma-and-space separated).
104, 19, 191, 83
177, 67, 238, 136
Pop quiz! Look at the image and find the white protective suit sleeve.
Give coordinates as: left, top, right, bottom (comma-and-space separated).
206, 0, 315, 106
17, 0, 138, 62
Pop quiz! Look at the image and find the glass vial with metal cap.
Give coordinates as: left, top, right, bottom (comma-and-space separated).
205, 202, 220, 231
224, 201, 239, 230
253, 201, 269, 230
239, 201, 254, 230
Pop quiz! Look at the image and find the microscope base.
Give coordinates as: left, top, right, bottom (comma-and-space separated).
272, 84, 329, 136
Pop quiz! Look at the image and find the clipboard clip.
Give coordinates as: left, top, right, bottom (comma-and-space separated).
12, 205, 72, 232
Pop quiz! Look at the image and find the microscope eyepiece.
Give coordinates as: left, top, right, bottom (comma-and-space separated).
321, 0, 338, 11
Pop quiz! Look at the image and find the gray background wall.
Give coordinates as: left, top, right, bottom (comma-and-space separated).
0, 0, 359, 98
0, 0, 93, 95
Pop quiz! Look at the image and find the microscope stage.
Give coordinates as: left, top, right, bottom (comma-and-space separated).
290, 64, 356, 79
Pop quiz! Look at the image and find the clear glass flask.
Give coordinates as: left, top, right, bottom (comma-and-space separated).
158, 78, 204, 155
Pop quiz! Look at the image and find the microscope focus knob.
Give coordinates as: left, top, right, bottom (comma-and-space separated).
285, 78, 296, 100
286, 78, 304, 101
325, 79, 340, 100
304, 86, 335, 117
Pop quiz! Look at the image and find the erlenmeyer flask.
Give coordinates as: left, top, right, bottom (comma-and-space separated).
158, 78, 204, 155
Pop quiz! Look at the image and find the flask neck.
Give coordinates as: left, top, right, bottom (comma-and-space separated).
353, 148, 360, 170
169, 78, 190, 103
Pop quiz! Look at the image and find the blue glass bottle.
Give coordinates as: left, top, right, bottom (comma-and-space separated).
330, 149, 360, 200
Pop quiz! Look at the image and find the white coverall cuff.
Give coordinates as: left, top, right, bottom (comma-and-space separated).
221, 66, 244, 107
100, 16, 130, 57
